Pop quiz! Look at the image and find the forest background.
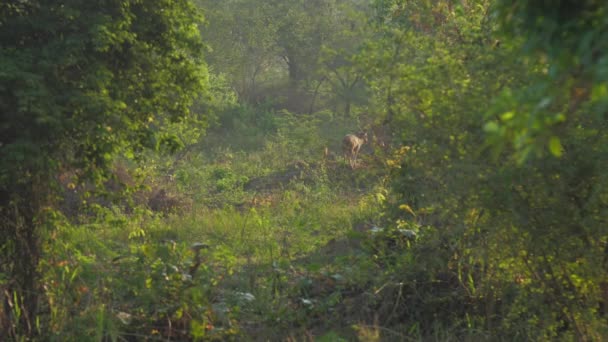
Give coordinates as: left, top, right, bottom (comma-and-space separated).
1, 0, 607, 340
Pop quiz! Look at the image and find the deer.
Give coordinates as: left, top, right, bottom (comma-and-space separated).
342, 131, 368, 169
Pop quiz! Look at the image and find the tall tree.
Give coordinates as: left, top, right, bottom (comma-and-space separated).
0, 0, 208, 337
198, 0, 279, 101
316, 2, 371, 116
200, 0, 371, 112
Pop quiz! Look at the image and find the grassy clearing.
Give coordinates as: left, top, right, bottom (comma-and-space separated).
159, 150, 383, 338
41, 108, 394, 340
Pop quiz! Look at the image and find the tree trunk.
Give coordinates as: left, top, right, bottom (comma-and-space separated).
1, 180, 46, 339
285, 54, 300, 88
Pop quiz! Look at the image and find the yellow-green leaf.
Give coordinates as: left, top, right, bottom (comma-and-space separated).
500, 111, 514, 121
548, 136, 563, 157
483, 121, 499, 133
399, 204, 416, 217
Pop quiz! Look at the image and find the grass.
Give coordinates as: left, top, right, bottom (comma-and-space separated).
40, 110, 394, 340
162, 122, 391, 337
39, 109, 560, 341
161, 154, 376, 315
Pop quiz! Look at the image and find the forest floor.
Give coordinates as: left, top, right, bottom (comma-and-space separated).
144, 136, 392, 340
47, 115, 417, 340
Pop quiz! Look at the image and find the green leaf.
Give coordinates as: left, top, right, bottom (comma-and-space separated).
500, 111, 514, 121
548, 136, 563, 157
483, 121, 500, 133
591, 83, 608, 102
124, 150, 135, 160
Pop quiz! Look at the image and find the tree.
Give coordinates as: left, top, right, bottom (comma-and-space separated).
200, 0, 372, 112
484, 1, 608, 338
198, 0, 280, 101
489, 0, 608, 160
0, 0, 208, 337
270, 0, 330, 87
359, 0, 608, 338
272, 0, 375, 113
316, 2, 371, 116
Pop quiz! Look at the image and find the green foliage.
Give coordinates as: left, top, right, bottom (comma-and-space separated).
4, 0, 607, 339
0, 0, 209, 337
485, 3, 608, 337
317, 4, 371, 117
355, 0, 608, 339
214, 103, 278, 144
41, 207, 239, 339
0, 0, 208, 178
199, 0, 375, 113
489, 0, 608, 159
198, 0, 281, 100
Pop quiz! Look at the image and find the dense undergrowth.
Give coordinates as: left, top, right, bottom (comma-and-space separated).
40, 98, 608, 340
39, 107, 399, 340
3, 0, 608, 341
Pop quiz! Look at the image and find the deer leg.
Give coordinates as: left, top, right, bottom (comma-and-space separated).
352, 147, 359, 168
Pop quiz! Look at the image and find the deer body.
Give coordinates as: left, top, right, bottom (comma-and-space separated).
342, 132, 368, 168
